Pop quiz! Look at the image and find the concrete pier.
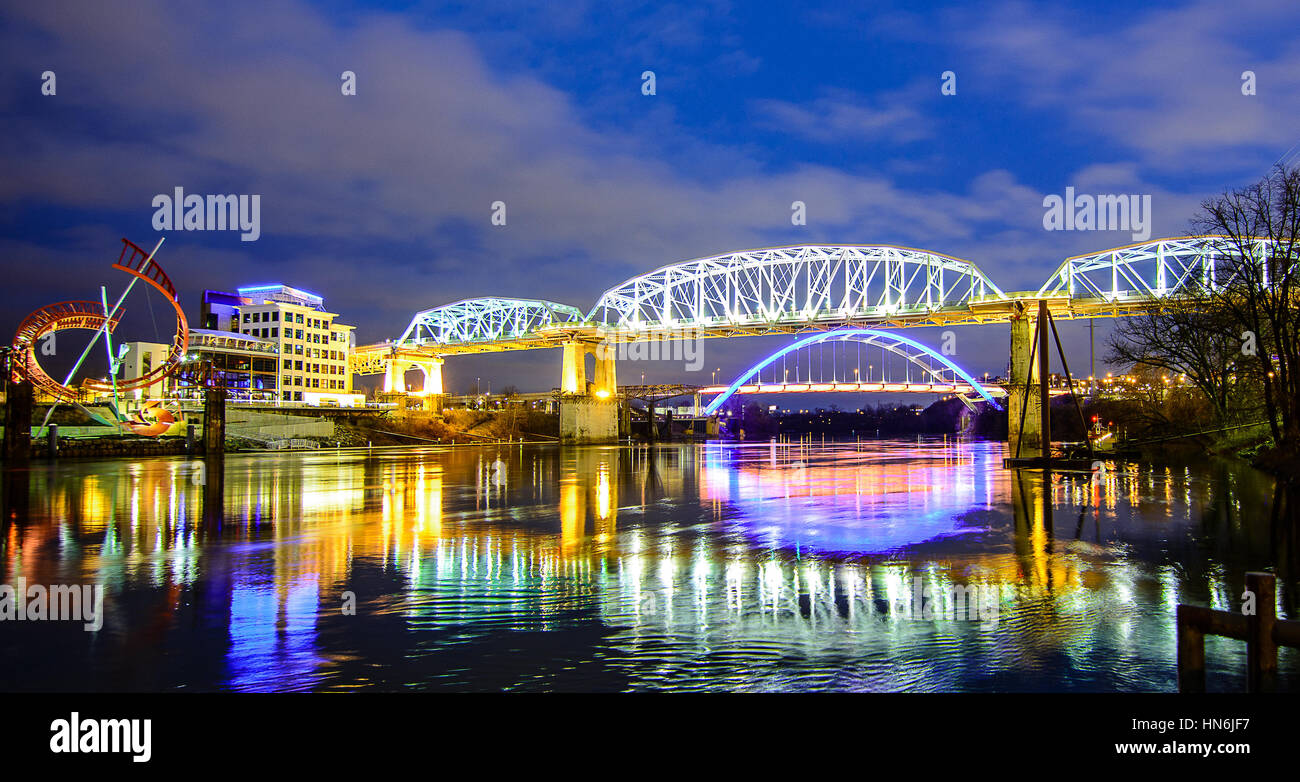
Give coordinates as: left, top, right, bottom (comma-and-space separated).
559, 340, 618, 443
560, 396, 618, 443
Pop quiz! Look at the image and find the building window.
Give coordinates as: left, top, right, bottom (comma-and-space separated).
242, 313, 250, 322
272, 311, 279, 321
296, 313, 304, 323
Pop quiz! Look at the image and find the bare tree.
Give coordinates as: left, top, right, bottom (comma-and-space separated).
1106, 293, 1242, 426
1194, 164, 1300, 455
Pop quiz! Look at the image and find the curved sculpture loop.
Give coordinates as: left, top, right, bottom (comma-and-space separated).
10, 238, 188, 401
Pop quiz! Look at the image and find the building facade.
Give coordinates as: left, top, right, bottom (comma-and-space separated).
117, 284, 360, 407
119, 330, 279, 402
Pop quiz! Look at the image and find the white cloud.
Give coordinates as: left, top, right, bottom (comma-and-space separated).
754, 88, 930, 144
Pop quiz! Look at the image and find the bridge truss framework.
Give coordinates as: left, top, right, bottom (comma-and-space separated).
351, 236, 1276, 376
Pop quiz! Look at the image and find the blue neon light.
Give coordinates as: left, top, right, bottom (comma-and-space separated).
237, 283, 323, 299
702, 328, 1004, 414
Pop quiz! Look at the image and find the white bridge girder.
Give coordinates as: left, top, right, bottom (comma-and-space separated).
396, 297, 587, 347
588, 244, 1008, 331
1036, 235, 1272, 301
350, 237, 1279, 374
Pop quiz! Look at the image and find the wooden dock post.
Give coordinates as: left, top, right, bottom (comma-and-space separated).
1246, 571, 1278, 693
2, 379, 33, 463
203, 387, 226, 454
1176, 604, 1206, 693
1175, 572, 1294, 692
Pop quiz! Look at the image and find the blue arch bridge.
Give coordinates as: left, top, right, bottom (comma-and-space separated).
350, 237, 1274, 443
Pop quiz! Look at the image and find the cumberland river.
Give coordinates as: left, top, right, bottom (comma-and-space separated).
1, 438, 1297, 692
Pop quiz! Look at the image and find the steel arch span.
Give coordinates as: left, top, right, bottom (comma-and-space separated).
1034, 235, 1274, 301
589, 244, 1008, 332
702, 328, 1004, 415
396, 297, 587, 347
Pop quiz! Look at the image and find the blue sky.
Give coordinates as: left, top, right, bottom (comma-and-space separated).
3, 0, 1299, 394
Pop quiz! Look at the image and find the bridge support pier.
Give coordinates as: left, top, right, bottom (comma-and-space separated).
381, 356, 444, 414
559, 340, 618, 443
1007, 301, 1046, 459
416, 358, 444, 395
560, 396, 618, 443
383, 360, 407, 394
561, 342, 586, 394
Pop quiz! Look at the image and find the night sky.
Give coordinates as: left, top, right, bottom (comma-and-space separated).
3, 0, 1298, 395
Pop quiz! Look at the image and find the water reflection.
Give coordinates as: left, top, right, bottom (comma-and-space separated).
0, 439, 1296, 692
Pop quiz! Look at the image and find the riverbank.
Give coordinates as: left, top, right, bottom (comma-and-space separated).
0, 405, 563, 459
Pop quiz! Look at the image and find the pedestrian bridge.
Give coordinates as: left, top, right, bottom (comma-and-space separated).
353, 235, 1273, 442
354, 235, 1267, 370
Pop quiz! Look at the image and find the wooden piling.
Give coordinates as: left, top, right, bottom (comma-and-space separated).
1246, 572, 1278, 693
1176, 604, 1206, 693
2, 380, 33, 463
1176, 572, 1294, 692
203, 387, 226, 454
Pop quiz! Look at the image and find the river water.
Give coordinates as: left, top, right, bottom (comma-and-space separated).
1, 438, 1297, 692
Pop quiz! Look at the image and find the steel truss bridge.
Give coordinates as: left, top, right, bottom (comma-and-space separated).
352, 235, 1274, 378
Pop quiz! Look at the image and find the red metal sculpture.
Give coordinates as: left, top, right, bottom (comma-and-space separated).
9, 238, 189, 401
